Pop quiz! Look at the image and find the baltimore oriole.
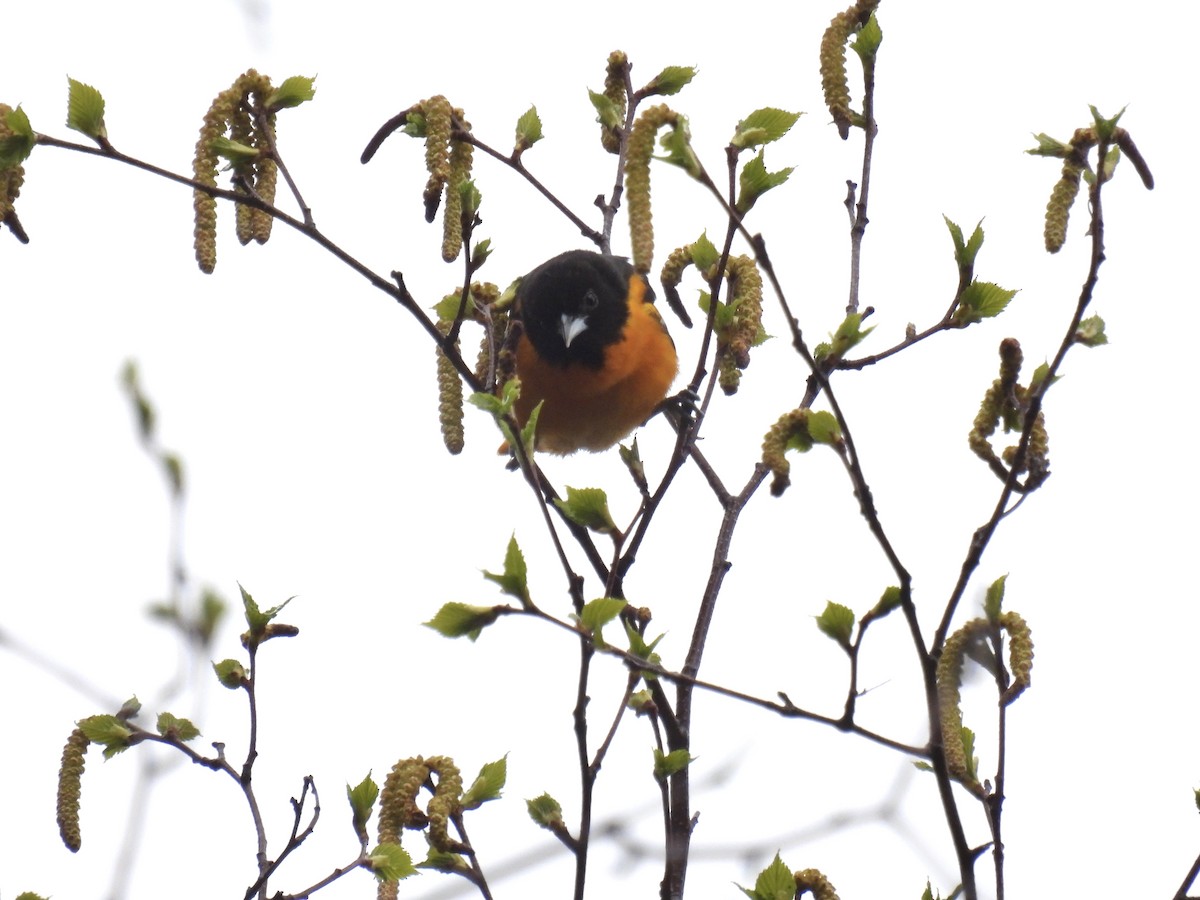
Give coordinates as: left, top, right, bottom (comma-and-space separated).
507, 250, 678, 454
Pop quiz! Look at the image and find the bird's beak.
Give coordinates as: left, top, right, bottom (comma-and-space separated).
560, 314, 589, 348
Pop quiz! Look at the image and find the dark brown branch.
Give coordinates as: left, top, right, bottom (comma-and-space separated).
456, 130, 602, 247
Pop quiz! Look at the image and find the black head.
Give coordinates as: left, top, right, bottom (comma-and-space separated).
518, 250, 645, 369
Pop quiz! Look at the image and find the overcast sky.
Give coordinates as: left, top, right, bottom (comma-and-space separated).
2, 3, 1194, 899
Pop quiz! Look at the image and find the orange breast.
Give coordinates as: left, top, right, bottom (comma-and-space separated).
514, 295, 678, 454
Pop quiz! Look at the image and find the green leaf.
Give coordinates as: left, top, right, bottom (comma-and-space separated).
0, 105, 36, 168
155, 712, 200, 742
1026, 132, 1069, 157
623, 619, 664, 666
1194, 787, 1200, 814
619, 437, 647, 493
943, 216, 985, 271
367, 842, 416, 882
66, 77, 106, 141
851, 12, 883, 61
424, 602, 501, 641
827, 311, 875, 359
526, 793, 564, 829
433, 291, 472, 324
462, 755, 507, 809
240, 583, 265, 630
953, 280, 1017, 325
418, 849, 470, 873
267, 75, 316, 111
117, 696, 142, 720
15, 893, 50, 900
239, 584, 293, 638
922, 880, 937, 900
805, 410, 842, 446
1029, 361, 1059, 392
554, 486, 617, 534
515, 105, 543, 152
472, 377, 521, 420
1075, 314, 1108, 346
960, 726, 979, 782
657, 116, 702, 178
1090, 104, 1126, 142
210, 136, 260, 167
816, 601, 855, 649
518, 398, 542, 454
696, 291, 737, 331
78, 715, 134, 759
689, 232, 719, 273
471, 238, 493, 270
579, 597, 627, 646
628, 689, 654, 713
213, 658, 248, 689
482, 533, 531, 608
588, 89, 623, 131
458, 178, 482, 218
1099, 144, 1120, 180
347, 773, 379, 840
402, 110, 427, 138
872, 585, 902, 618
984, 574, 1007, 621
736, 151, 794, 214
964, 220, 985, 267
944, 216, 965, 258
738, 852, 795, 900
731, 107, 802, 149
653, 748, 693, 778
644, 65, 696, 97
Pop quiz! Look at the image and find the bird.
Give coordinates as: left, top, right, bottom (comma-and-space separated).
506, 249, 679, 455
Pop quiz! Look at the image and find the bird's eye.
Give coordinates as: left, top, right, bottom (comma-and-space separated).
581, 289, 600, 311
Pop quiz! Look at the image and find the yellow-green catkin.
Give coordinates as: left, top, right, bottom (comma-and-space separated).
936, 623, 986, 798
969, 339, 1050, 488
625, 105, 676, 273
716, 255, 764, 395
970, 340, 1019, 462
660, 245, 694, 306
422, 755, 464, 852
998, 610, 1034, 704
436, 319, 465, 455
192, 70, 275, 272
938, 613, 1035, 793
762, 408, 810, 497
795, 868, 840, 900
250, 109, 278, 244
1044, 159, 1083, 253
375, 755, 465, 891
601, 51, 629, 154
659, 243, 705, 327
378, 758, 429, 848
442, 116, 473, 263
193, 92, 233, 273
819, 1, 879, 139
0, 104, 25, 231
230, 102, 257, 246
422, 96, 453, 224
56, 727, 90, 853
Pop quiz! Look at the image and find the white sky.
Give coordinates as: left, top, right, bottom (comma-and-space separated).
2, 2, 1195, 899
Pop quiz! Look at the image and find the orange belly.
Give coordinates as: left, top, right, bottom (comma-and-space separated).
514, 302, 678, 454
